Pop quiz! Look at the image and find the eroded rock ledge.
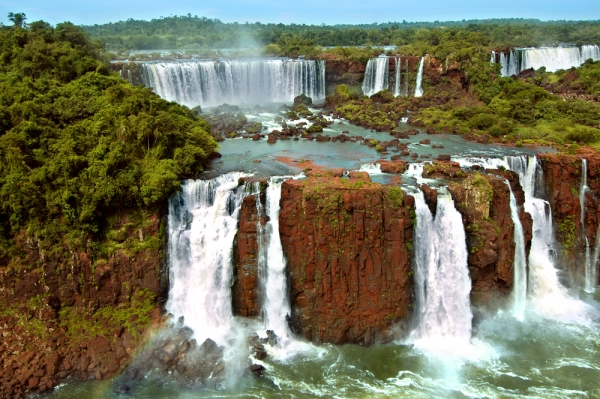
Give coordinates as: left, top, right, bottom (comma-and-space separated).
278, 172, 414, 345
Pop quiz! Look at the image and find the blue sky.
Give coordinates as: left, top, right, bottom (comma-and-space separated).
2, 0, 599, 26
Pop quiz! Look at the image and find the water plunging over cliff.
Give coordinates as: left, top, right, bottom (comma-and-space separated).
580, 159, 596, 293
506, 181, 527, 319
362, 56, 389, 96
259, 177, 293, 344
411, 191, 472, 353
393, 58, 401, 97
414, 57, 425, 97
495, 45, 600, 77
166, 173, 253, 345
506, 156, 590, 323
142, 59, 326, 108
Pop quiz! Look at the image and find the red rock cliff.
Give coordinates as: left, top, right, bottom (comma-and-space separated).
278, 173, 414, 345
449, 171, 532, 307
232, 194, 262, 317
0, 212, 165, 397
538, 153, 600, 287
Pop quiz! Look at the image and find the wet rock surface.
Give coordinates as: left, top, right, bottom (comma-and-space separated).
113, 324, 227, 393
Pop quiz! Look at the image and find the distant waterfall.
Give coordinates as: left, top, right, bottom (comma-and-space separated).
506, 156, 589, 322
393, 57, 401, 97
411, 191, 472, 351
142, 59, 326, 108
506, 181, 527, 319
580, 159, 597, 293
362, 56, 389, 96
166, 173, 253, 345
414, 57, 425, 97
259, 176, 293, 344
403, 58, 409, 96
495, 45, 600, 77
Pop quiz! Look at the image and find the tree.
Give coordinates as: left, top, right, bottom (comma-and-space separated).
7, 12, 26, 28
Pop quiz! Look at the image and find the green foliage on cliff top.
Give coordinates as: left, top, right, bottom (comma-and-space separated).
0, 20, 217, 261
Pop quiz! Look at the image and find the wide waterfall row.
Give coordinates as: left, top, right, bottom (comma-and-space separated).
142, 59, 326, 108
362, 56, 424, 97
492, 45, 600, 77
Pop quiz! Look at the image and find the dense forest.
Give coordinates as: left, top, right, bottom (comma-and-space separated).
80, 15, 600, 52
0, 18, 217, 263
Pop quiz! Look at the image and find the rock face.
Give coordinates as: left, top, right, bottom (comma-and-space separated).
0, 212, 165, 397
538, 153, 600, 286
232, 194, 263, 317
116, 325, 226, 392
278, 173, 414, 345
449, 171, 532, 308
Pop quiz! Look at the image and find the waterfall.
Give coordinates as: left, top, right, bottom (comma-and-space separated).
393, 57, 401, 97
411, 191, 472, 352
259, 176, 293, 344
141, 59, 326, 108
414, 57, 425, 97
496, 45, 600, 77
505, 181, 527, 319
580, 159, 596, 293
506, 156, 590, 322
166, 173, 253, 345
403, 58, 409, 97
362, 56, 389, 96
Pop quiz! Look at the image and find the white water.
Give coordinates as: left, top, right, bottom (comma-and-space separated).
142, 59, 326, 108
411, 191, 473, 355
362, 56, 389, 96
414, 57, 425, 97
393, 57, 401, 97
497, 45, 600, 77
506, 181, 527, 319
580, 158, 597, 293
358, 163, 384, 175
166, 173, 253, 344
506, 156, 590, 323
260, 177, 293, 344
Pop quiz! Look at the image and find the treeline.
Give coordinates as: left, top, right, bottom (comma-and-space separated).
0, 19, 217, 262
81, 15, 600, 52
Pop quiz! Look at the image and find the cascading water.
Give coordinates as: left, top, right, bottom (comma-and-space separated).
393, 57, 401, 97
142, 59, 326, 108
580, 158, 597, 293
496, 45, 600, 77
259, 177, 293, 344
414, 57, 425, 97
362, 56, 389, 96
506, 156, 590, 323
166, 172, 256, 381
411, 190, 472, 354
403, 58, 409, 96
506, 181, 527, 319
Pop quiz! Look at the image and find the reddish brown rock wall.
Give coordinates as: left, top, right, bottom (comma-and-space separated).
539, 153, 600, 286
0, 213, 165, 397
449, 171, 532, 308
279, 174, 414, 345
232, 194, 262, 317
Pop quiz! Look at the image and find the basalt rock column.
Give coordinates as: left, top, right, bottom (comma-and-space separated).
448, 171, 532, 308
279, 172, 414, 345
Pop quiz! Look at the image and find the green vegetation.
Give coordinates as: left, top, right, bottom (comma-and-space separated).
81, 15, 600, 56
0, 17, 217, 263
387, 187, 404, 209
59, 288, 156, 343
